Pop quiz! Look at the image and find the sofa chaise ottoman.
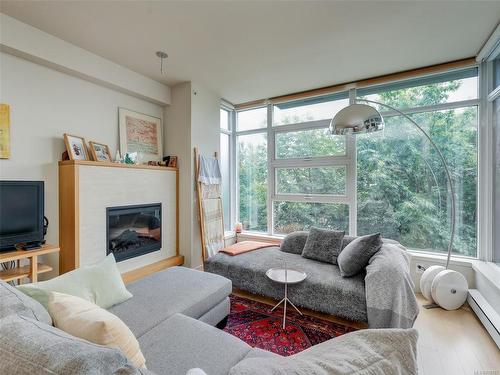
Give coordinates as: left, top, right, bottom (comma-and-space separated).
204, 234, 419, 329
109, 266, 232, 337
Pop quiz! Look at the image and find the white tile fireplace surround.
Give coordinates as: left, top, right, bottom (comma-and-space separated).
59, 161, 179, 275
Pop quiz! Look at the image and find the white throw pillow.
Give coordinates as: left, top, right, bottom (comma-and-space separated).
48, 292, 146, 369
17, 254, 132, 310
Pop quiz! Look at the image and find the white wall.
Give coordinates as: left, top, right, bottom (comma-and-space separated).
164, 82, 193, 267
1, 13, 170, 105
164, 81, 221, 269
0, 52, 164, 277
190, 82, 221, 269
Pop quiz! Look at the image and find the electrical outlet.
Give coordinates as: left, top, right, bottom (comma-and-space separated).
416, 264, 426, 274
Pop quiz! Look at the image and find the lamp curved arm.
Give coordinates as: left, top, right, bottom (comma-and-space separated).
356, 98, 455, 269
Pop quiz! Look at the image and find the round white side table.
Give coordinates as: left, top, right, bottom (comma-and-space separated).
266, 267, 307, 329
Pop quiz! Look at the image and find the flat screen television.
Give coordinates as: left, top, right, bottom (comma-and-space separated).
0, 181, 45, 251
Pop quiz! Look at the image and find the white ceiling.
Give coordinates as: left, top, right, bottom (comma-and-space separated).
1, 1, 499, 104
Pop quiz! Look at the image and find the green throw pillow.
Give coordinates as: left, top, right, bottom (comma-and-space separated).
17, 254, 132, 310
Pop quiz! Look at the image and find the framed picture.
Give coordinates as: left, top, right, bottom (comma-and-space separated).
63, 133, 89, 161
119, 108, 162, 161
89, 141, 112, 162
0, 104, 10, 159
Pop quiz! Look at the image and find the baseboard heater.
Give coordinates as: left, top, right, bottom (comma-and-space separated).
467, 289, 500, 349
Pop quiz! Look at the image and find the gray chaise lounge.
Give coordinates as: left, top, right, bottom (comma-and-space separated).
204, 234, 419, 329
1, 266, 419, 375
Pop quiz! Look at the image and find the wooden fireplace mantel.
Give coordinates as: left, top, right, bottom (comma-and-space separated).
59, 160, 182, 276
59, 160, 179, 172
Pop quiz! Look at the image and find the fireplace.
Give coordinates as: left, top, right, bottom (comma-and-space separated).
106, 203, 161, 262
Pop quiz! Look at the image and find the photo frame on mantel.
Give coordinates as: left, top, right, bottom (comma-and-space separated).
118, 108, 163, 162
88, 141, 112, 162
64, 133, 90, 161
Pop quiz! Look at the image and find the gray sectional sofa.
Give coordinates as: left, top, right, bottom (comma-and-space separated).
205, 234, 419, 329
0, 265, 419, 375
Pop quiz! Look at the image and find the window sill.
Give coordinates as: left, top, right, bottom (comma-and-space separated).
472, 260, 500, 289
237, 231, 283, 243
236, 231, 477, 267
408, 250, 476, 268
224, 231, 236, 240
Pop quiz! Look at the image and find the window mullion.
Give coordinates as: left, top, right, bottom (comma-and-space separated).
272, 119, 331, 132
274, 194, 349, 204
267, 102, 274, 236
378, 99, 480, 118
347, 133, 357, 236
272, 156, 349, 168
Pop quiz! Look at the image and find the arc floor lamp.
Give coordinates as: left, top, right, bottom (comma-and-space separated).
330, 97, 468, 310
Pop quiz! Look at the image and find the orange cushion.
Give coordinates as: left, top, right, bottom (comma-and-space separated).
219, 241, 276, 256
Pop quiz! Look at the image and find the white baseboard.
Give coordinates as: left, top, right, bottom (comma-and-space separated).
468, 289, 500, 349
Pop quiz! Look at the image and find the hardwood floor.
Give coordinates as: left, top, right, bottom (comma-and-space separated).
234, 289, 500, 373
414, 294, 500, 375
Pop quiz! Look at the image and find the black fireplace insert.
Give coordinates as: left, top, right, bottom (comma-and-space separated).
106, 203, 161, 262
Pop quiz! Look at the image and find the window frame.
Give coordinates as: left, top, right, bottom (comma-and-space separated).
220, 102, 235, 232
481, 54, 500, 263
233, 67, 482, 259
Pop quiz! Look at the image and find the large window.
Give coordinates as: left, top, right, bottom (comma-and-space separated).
237, 95, 353, 234
235, 68, 480, 257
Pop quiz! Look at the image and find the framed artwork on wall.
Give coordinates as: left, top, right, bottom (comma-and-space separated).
0, 103, 10, 159
89, 141, 112, 162
119, 108, 162, 162
64, 133, 89, 161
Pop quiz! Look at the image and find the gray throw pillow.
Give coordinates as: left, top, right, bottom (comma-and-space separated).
0, 314, 141, 375
280, 231, 309, 255
341, 235, 356, 249
0, 279, 52, 325
301, 227, 345, 264
338, 233, 382, 277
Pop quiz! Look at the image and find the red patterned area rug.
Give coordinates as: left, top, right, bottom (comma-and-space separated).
223, 294, 358, 356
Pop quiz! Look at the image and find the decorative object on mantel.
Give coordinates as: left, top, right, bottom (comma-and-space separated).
114, 150, 122, 163
0, 103, 10, 159
168, 156, 178, 168
147, 160, 170, 167
124, 152, 138, 165
330, 97, 469, 311
88, 141, 112, 162
63, 133, 90, 161
162, 155, 178, 168
119, 108, 162, 162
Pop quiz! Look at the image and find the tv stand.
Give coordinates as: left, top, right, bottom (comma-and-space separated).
0, 244, 59, 283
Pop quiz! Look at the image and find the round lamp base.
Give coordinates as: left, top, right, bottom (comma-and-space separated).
431, 270, 468, 311
420, 265, 445, 303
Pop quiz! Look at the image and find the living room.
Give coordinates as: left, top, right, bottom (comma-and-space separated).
0, 1, 499, 374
